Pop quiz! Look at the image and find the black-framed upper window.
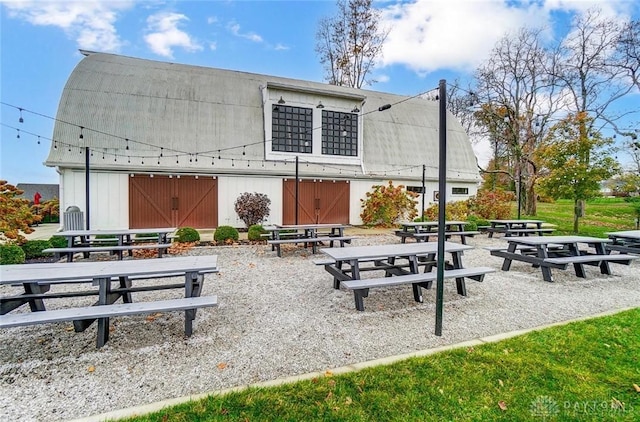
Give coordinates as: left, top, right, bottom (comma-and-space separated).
321, 110, 358, 156
271, 105, 313, 153
452, 187, 469, 195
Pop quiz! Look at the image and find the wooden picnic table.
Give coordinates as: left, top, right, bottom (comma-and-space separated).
45, 227, 176, 261
486, 219, 553, 237
395, 220, 479, 244
489, 235, 637, 282
318, 242, 493, 310
0, 255, 218, 347
606, 230, 640, 255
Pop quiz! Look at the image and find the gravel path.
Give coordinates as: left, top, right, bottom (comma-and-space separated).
1, 234, 639, 421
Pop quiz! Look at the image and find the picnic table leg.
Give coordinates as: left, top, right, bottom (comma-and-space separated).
408, 256, 423, 302
594, 243, 613, 275
74, 280, 127, 332
96, 277, 111, 348
353, 288, 368, 311
501, 243, 516, 271
183, 271, 201, 336
119, 276, 133, 303
451, 252, 467, 296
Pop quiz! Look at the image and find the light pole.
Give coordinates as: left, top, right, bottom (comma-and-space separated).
435, 79, 447, 336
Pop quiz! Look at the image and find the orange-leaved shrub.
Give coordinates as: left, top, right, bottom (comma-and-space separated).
467, 189, 514, 219
360, 181, 418, 227
422, 200, 470, 221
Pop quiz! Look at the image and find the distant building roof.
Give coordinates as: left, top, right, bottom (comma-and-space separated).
16, 183, 59, 202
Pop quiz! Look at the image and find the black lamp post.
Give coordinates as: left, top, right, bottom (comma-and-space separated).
435, 79, 447, 336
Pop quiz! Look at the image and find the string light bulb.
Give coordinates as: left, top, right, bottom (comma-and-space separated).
16, 129, 20, 139
18, 108, 24, 123
79, 126, 84, 140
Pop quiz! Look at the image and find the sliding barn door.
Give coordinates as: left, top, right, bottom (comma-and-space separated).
129, 175, 218, 228
282, 179, 349, 224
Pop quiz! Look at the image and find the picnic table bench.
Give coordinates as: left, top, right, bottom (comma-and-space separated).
0, 256, 219, 347
42, 243, 172, 262
486, 220, 553, 237
489, 235, 637, 282
342, 267, 495, 311
606, 230, 640, 255
395, 221, 478, 244
264, 224, 353, 257
268, 236, 355, 257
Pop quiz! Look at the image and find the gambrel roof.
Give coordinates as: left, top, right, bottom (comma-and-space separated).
46, 51, 479, 182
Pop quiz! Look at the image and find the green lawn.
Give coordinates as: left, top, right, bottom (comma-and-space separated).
120, 308, 640, 422
521, 198, 639, 237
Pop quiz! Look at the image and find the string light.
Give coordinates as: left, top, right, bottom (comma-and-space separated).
79, 126, 84, 140
18, 108, 24, 123
16, 129, 20, 139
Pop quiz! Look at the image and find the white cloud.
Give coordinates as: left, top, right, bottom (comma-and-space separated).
2, 0, 134, 52
144, 12, 203, 58
379, 0, 549, 73
227, 21, 263, 43
209, 41, 218, 51
207, 16, 218, 25
274, 43, 289, 51
377, 0, 632, 74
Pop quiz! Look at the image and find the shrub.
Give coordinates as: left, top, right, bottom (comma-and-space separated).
247, 224, 266, 241
214, 225, 239, 243
49, 235, 68, 248
360, 181, 418, 227
467, 189, 513, 220
423, 200, 470, 221
135, 232, 158, 239
21, 239, 53, 259
1, 244, 26, 265
466, 215, 489, 230
175, 227, 200, 243
234, 192, 271, 228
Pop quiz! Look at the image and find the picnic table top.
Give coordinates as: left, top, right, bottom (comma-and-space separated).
57, 227, 177, 237
398, 220, 467, 227
606, 230, 640, 240
0, 255, 218, 285
503, 235, 611, 246
488, 219, 544, 224
272, 223, 349, 230
320, 241, 472, 261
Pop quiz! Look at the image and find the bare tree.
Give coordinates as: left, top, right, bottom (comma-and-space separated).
614, 19, 640, 91
315, 0, 388, 88
473, 27, 561, 216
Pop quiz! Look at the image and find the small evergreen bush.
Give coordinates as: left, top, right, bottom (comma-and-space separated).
175, 227, 200, 243
234, 192, 271, 228
21, 239, 53, 259
49, 235, 68, 248
1, 244, 26, 265
247, 224, 267, 241
214, 225, 239, 242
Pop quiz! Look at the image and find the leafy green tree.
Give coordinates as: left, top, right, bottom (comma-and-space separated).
536, 113, 620, 232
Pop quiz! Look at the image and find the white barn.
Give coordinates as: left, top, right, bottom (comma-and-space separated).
45, 51, 480, 229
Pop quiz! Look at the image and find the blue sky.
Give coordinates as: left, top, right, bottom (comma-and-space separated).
1, 0, 638, 185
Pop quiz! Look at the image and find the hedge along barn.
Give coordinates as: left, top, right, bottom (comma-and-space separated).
45, 51, 480, 229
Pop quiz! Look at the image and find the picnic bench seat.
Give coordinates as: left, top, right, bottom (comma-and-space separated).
395, 230, 480, 244
485, 227, 555, 237
268, 236, 354, 257
0, 296, 218, 348
43, 243, 172, 262
606, 243, 640, 255
341, 266, 495, 311
543, 254, 637, 266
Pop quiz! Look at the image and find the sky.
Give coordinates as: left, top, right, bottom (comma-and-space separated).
1, 0, 639, 185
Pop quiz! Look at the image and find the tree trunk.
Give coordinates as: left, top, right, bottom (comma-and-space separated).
573, 199, 580, 233
525, 179, 537, 216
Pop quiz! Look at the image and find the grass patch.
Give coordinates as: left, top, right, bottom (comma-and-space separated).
521, 198, 638, 237
120, 308, 640, 421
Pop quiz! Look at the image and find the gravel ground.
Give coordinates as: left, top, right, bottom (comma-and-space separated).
1, 233, 639, 421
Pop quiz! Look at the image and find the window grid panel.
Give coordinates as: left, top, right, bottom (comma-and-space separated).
321, 110, 358, 156
272, 105, 313, 153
